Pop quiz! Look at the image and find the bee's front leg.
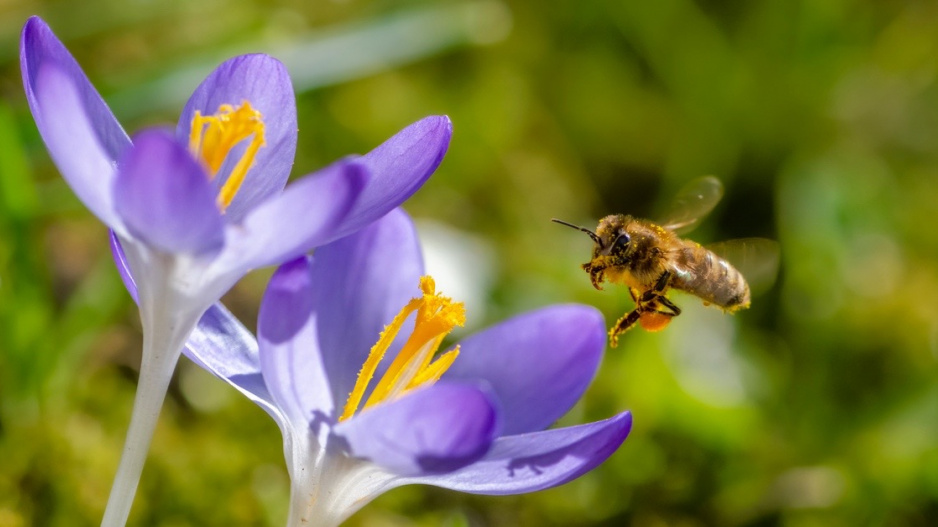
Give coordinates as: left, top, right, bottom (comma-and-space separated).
582, 262, 605, 290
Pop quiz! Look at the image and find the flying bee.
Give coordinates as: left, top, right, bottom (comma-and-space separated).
553, 176, 778, 347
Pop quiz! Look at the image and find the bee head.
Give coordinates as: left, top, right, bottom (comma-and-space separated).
608, 231, 632, 256
552, 216, 633, 290
594, 215, 634, 259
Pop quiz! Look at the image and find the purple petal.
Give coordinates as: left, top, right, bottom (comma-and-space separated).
444, 305, 606, 436
25, 64, 128, 229
113, 129, 224, 254
185, 304, 262, 391
184, 303, 286, 427
109, 230, 138, 303
21, 17, 130, 160
177, 54, 297, 224
403, 411, 632, 494
335, 383, 499, 476
309, 208, 424, 410
315, 116, 452, 244
258, 257, 335, 427
222, 159, 368, 271
21, 18, 131, 229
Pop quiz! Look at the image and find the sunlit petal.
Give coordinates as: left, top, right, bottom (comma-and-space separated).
334, 383, 499, 476
446, 305, 606, 435
403, 411, 632, 494
176, 54, 297, 223
113, 130, 224, 254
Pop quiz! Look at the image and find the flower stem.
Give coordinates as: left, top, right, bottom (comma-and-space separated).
285, 440, 328, 527
284, 451, 390, 527
100, 314, 194, 527
286, 483, 329, 527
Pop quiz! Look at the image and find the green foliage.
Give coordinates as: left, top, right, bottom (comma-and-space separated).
3, 0, 938, 524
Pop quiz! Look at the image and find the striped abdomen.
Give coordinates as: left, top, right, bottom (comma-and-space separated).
668, 241, 750, 311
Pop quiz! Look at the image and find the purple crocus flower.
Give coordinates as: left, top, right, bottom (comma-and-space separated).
21, 16, 450, 525
176, 208, 632, 526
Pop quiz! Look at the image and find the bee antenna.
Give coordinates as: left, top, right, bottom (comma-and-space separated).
551, 218, 603, 247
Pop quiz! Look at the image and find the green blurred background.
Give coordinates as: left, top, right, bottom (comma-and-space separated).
3, 0, 938, 525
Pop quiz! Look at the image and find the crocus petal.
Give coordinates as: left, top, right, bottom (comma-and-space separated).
185, 303, 286, 429
258, 257, 335, 427
20, 17, 131, 230
444, 305, 606, 436
222, 159, 368, 271
27, 65, 127, 230
309, 208, 424, 408
176, 54, 297, 224
316, 116, 452, 244
113, 129, 224, 254
402, 411, 632, 495
109, 230, 138, 303
334, 383, 499, 476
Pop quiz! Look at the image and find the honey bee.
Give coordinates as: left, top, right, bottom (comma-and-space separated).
553, 176, 778, 347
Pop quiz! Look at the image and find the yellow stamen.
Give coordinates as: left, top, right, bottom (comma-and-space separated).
339, 276, 465, 422
340, 297, 422, 422
188, 101, 266, 210
408, 346, 460, 389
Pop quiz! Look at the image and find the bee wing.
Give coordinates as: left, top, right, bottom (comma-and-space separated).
706, 238, 780, 296
658, 176, 724, 234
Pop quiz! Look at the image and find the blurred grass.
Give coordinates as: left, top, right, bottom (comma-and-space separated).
3, 0, 938, 525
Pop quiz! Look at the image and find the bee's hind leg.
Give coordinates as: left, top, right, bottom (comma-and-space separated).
654, 270, 672, 290
609, 309, 642, 348
654, 295, 681, 317
637, 271, 680, 316
613, 273, 679, 347
635, 290, 682, 333
638, 270, 673, 304
628, 287, 642, 304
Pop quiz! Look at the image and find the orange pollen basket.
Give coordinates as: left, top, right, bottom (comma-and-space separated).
188, 101, 266, 210
339, 276, 466, 422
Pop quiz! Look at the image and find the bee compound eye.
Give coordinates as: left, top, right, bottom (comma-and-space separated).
613, 233, 631, 251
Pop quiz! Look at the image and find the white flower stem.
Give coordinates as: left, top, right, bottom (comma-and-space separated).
100, 312, 196, 527
285, 442, 332, 527
286, 485, 335, 527
284, 451, 392, 527
286, 484, 346, 527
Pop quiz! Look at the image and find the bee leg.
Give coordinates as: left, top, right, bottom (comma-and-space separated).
638, 294, 680, 318
611, 273, 677, 346
638, 290, 659, 306
651, 270, 672, 294
609, 309, 642, 348
636, 270, 673, 306
655, 295, 681, 317
635, 296, 681, 332
591, 274, 605, 290
583, 263, 605, 290
628, 287, 641, 304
